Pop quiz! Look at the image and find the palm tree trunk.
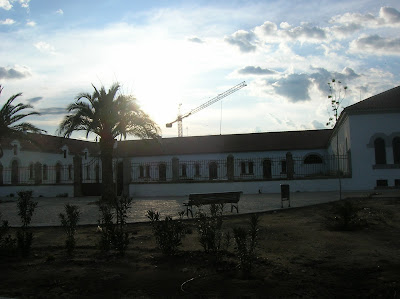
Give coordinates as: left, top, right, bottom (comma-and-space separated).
100, 137, 116, 203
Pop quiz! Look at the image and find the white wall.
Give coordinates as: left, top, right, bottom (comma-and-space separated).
129, 178, 353, 197
347, 112, 400, 189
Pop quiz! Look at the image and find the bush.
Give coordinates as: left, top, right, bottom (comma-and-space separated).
233, 214, 260, 278
147, 210, 186, 255
16, 190, 37, 257
59, 204, 80, 255
196, 204, 230, 255
328, 200, 363, 230
98, 195, 133, 255
0, 213, 16, 256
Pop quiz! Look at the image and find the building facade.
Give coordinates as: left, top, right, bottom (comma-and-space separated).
0, 86, 399, 197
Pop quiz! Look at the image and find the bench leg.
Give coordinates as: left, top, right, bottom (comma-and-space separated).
231, 203, 239, 213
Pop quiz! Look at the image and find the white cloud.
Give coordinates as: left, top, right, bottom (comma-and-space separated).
26, 20, 36, 27
0, 0, 12, 10
0, 18, 15, 25
18, 0, 30, 9
187, 36, 204, 43
34, 41, 56, 54
224, 30, 257, 52
56, 8, 64, 15
330, 6, 400, 28
349, 34, 400, 56
0, 65, 31, 79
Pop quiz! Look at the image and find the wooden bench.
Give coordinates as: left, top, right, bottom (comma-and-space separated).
183, 191, 242, 217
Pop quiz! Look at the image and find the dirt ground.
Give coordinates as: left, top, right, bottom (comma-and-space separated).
1, 197, 399, 298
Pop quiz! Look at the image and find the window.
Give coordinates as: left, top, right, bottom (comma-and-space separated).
374, 138, 386, 164
0, 163, 3, 185
263, 159, 272, 179
43, 164, 48, 180
241, 162, 246, 174
395, 179, 400, 187
281, 160, 287, 174
195, 164, 200, 176
95, 164, 100, 183
249, 161, 254, 174
209, 162, 218, 180
13, 144, 17, 155
181, 164, 187, 177
139, 165, 144, 178
63, 149, 67, 159
145, 165, 150, 178
84, 151, 88, 160
304, 154, 323, 164
29, 163, 34, 179
56, 163, 62, 183
241, 161, 254, 175
159, 163, 166, 181
68, 164, 73, 180
376, 179, 388, 187
11, 160, 18, 184
393, 137, 400, 164
86, 165, 90, 180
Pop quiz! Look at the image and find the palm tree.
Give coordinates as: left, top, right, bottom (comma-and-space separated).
0, 85, 45, 156
57, 83, 160, 201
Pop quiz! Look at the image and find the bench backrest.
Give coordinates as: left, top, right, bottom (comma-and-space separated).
188, 191, 242, 205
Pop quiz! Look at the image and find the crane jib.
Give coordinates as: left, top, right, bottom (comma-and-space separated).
165, 81, 247, 136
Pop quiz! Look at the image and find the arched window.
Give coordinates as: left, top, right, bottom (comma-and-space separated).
86, 164, 90, 180
11, 160, 18, 184
159, 163, 166, 181
304, 154, 323, 164
43, 164, 48, 180
29, 163, 34, 179
34, 162, 42, 184
195, 164, 200, 176
95, 164, 100, 183
181, 164, 187, 177
209, 162, 218, 180
0, 163, 3, 185
393, 137, 400, 164
374, 138, 386, 164
263, 159, 272, 179
68, 164, 73, 180
139, 165, 144, 178
56, 163, 62, 183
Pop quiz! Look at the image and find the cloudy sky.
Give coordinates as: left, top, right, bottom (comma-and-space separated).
1, 0, 399, 140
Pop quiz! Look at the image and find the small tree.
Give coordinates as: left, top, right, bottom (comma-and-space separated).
327, 79, 348, 200
16, 190, 37, 256
59, 204, 80, 255
233, 214, 260, 278
147, 210, 186, 256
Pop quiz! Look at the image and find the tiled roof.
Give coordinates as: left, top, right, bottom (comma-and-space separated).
115, 129, 332, 157
344, 85, 400, 113
0, 133, 99, 155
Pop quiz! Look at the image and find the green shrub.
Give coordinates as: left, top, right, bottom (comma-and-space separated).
196, 204, 229, 255
233, 214, 260, 278
328, 200, 363, 230
147, 210, 186, 255
0, 213, 16, 256
16, 190, 37, 257
98, 195, 133, 255
59, 204, 80, 255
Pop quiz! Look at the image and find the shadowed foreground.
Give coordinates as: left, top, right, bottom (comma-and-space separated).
1, 197, 399, 298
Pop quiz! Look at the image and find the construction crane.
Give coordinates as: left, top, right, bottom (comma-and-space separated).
166, 81, 247, 137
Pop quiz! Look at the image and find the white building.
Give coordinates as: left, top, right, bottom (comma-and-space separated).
0, 85, 399, 197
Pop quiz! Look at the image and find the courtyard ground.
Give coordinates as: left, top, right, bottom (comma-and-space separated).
0, 195, 399, 298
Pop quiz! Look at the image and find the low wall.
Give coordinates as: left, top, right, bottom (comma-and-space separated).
0, 185, 74, 198
129, 178, 353, 197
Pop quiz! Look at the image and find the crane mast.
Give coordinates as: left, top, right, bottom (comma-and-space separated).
166, 81, 247, 137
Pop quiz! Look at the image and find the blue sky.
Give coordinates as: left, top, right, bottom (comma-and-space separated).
1, 0, 399, 139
